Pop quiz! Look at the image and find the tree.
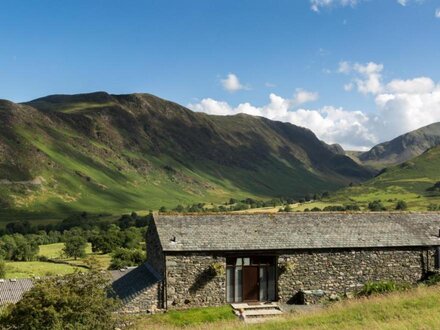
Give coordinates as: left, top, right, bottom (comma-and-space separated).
395, 200, 408, 211
368, 200, 386, 211
0, 260, 6, 278
0, 270, 118, 330
109, 248, 144, 270
63, 235, 87, 260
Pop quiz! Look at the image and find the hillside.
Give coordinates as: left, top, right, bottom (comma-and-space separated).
358, 122, 440, 167
0, 92, 372, 221
319, 145, 440, 210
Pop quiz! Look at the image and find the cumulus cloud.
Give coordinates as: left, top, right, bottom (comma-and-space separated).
339, 63, 440, 142
386, 77, 435, 94
436, 8, 440, 18
220, 73, 249, 92
339, 61, 384, 95
188, 89, 377, 150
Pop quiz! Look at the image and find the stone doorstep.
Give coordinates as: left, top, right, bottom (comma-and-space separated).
231, 302, 284, 323
231, 302, 279, 310
243, 309, 283, 317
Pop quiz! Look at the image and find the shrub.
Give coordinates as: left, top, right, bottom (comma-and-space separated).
368, 200, 386, 211
109, 248, 144, 270
0, 260, 5, 278
424, 273, 440, 286
0, 270, 118, 329
395, 200, 408, 210
428, 204, 440, 211
357, 280, 410, 296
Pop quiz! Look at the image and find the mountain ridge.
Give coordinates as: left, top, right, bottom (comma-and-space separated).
358, 122, 440, 167
0, 92, 372, 220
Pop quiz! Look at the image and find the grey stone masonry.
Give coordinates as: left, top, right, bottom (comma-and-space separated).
146, 220, 165, 277
277, 247, 436, 304
165, 254, 226, 309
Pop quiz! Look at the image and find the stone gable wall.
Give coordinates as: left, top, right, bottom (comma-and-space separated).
165, 254, 226, 309
146, 220, 165, 276
278, 247, 436, 303
118, 281, 163, 314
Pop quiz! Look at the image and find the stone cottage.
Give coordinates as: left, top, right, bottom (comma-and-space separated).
133, 212, 440, 311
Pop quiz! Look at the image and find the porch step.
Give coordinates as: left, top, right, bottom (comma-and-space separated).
231, 302, 283, 323
231, 302, 279, 310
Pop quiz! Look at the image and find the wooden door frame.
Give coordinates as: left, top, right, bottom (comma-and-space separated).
225, 255, 277, 303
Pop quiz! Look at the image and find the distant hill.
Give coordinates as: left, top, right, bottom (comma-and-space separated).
0, 92, 372, 221
358, 122, 440, 167
323, 145, 440, 210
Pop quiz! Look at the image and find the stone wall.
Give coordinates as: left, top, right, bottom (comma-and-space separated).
278, 247, 436, 304
146, 220, 165, 276
165, 254, 226, 309
118, 281, 163, 314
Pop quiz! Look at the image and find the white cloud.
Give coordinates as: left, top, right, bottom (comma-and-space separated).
436, 8, 440, 18
188, 90, 376, 150
373, 84, 440, 140
220, 73, 248, 92
190, 63, 440, 150
340, 61, 383, 95
292, 89, 319, 105
265, 82, 277, 88
310, 0, 424, 12
340, 62, 440, 142
310, 0, 359, 12
386, 77, 435, 94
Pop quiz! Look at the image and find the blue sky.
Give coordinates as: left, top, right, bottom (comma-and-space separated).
1, 0, 440, 149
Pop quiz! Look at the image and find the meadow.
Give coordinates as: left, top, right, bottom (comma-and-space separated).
3, 242, 111, 279
128, 285, 440, 329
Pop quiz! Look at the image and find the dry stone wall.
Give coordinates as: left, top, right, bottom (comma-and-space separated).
165, 254, 226, 309
278, 247, 436, 303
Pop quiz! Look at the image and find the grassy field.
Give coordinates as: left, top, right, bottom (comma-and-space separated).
276, 146, 440, 212
129, 285, 440, 329
38, 242, 111, 269
3, 242, 111, 279
4, 261, 80, 279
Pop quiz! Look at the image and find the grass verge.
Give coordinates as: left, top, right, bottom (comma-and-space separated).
129, 285, 440, 329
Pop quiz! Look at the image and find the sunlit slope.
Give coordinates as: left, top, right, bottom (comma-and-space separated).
0, 92, 372, 220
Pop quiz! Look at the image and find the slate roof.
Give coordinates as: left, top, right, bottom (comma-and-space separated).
0, 264, 160, 306
110, 263, 160, 303
0, 278, 35, 306
155, 212, 440, 252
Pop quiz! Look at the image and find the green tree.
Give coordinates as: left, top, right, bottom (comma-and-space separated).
0, 260, 6, 278
63, 235, 87, 260
368, 200, 386, 211
109, 248, 144, 270
395, 200, 408, 211
0, 270, 118, 330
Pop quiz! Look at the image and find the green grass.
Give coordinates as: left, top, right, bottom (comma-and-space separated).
130, 285, 440, 330
1, 95, 366, 222
131, 305, 235, 327
3, 242, 112, 279
286, 146, 440, 212
4, 261, 79, 279
38, 242, 111, 269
